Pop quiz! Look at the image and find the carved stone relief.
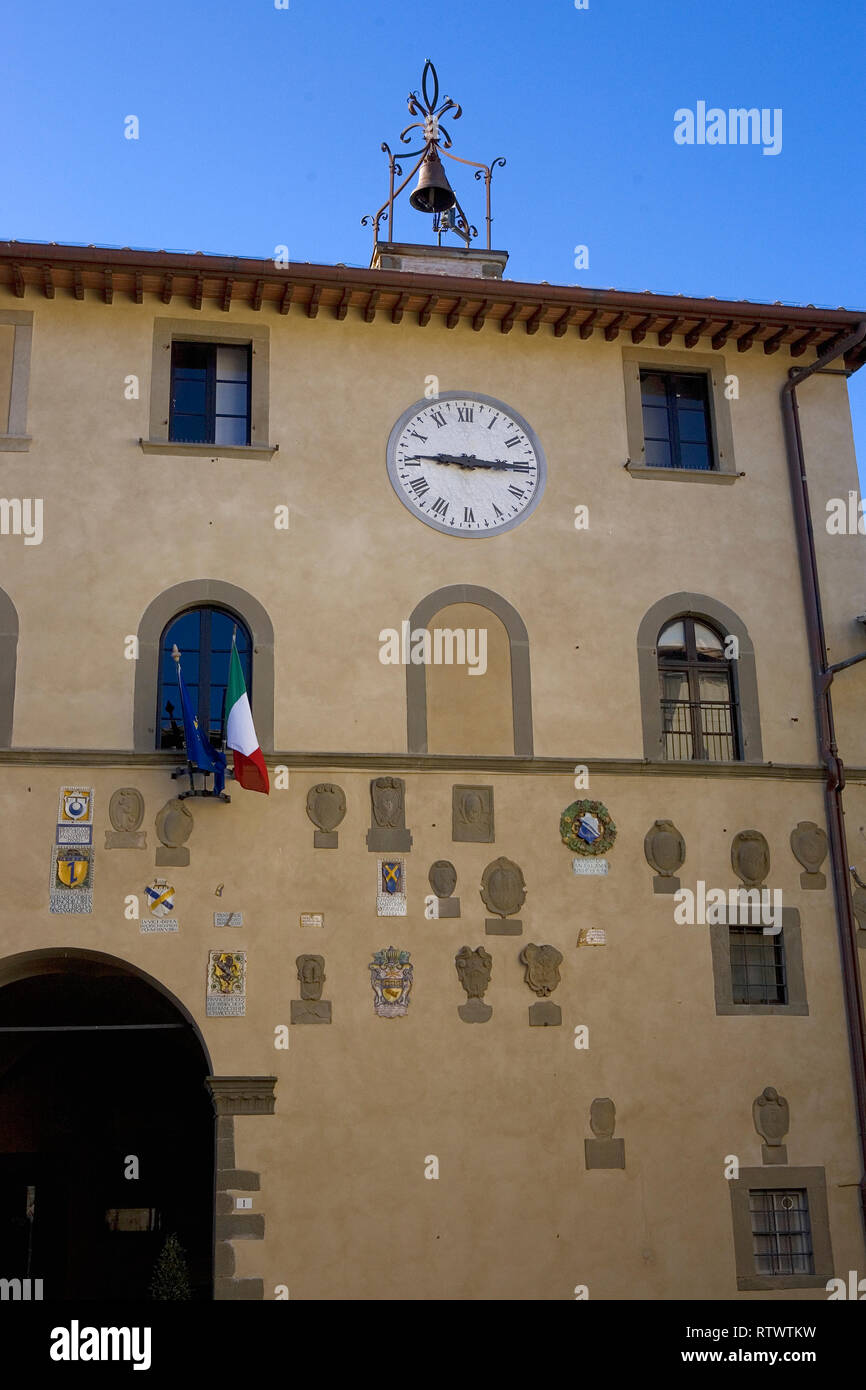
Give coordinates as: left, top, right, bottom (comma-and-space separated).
291, 953, 331, 1024
452, 785, 494, 843
305, 783, 346, 849
366, 777, 412, 852
519, 942, 562, 1026
753, 1085, 789, 1165
155, 798, 194, 867
428, 860, 460, 918
731, 829, 770, 889
455, 946, 493, 1023
789, 821, 828, 890
644, 819, 685, 894
105, 787, 147, 850
585, 1097, 625, 1170
481, 856, 526, 936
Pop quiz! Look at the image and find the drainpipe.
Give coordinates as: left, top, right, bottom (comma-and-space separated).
780, 319, 866, 1243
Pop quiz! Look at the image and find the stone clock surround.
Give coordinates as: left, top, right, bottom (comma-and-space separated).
405, 584, 533, 756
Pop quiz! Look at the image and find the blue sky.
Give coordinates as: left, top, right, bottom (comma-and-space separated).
3, 0, 865, 482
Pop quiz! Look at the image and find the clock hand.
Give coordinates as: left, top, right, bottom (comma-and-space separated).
404, 452, 528, 471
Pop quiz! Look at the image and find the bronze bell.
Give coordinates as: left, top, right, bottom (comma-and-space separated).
409, 151, 456, 214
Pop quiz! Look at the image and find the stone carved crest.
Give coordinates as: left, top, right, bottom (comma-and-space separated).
369, 946, 413, 1018
455, 946, 492, 1000
520, 942, 563, 1027
752, 1086, 789, 1147
455, 946, 493, 1023
452, 785, 494, 843
644, 819, 685, 892
585, 1097, 625, 1169
560, 800, 617, 856
519, 943, 563, 996
429, 860, 457, 898
155, 798, 194, 867
590, 1097, 616, 1140
731, 829, 770, 888
306, 783, 346, 828
367, 777, 412, 851
480, 857, 526, 918
372, 777, 405, 828
292, 954, 331, 1023
296, 954, 325, 1000
105, 787, 147, 850
790, 821, 828, 889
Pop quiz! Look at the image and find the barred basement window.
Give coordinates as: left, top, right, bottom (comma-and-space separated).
749, 1189, 814, 1277
729, 926, 787, 1005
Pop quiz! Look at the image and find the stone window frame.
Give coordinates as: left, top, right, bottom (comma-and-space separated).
405, 584, 533, 756
729, 1166, 833, 1291
0, 309, 34, 451
0, 586, 18, 747
133, 579, 274, 753
141, 317, 276, 460
709, 908, 808, 1016
637, 591, 763, 762
621, 346, 738, 483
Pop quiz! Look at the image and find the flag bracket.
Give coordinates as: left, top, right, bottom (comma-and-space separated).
172, 761, 232, 802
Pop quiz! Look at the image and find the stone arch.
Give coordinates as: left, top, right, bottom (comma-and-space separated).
0, 586, 19, 747
636, 591, 763, 761
406, 584, 533, 756
133, 580, 274, 752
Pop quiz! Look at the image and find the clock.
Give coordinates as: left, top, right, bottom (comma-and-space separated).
386, 391, 547, 537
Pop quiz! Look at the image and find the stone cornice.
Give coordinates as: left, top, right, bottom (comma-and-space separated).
2, 241, 864, 366
1, 748, 862, 781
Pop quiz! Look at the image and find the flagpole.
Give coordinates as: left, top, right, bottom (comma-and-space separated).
171, 644, 197, 796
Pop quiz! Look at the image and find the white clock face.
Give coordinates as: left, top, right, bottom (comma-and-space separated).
386, 391, 546, 537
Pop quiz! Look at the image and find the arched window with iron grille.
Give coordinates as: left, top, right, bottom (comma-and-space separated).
657, 617, 740, 761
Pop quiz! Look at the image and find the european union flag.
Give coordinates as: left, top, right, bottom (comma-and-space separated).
176, 655, 226, 796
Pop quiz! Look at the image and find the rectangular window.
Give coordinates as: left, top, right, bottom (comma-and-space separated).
729, 926, 787, 1005
640, 370, 713, 470
749, 1189, 814, 1276
169, 342, 251, 445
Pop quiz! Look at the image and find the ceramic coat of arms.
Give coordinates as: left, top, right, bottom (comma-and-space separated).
369, 946, 413, 1017
560, 800, 617, 856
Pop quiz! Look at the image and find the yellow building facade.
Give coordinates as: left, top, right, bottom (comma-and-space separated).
1, 232, 865, 1302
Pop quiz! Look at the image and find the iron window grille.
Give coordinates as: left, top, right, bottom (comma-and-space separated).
169, 341, 251, 446
156, 607, 252, 751
640, 369, 714, 470
658, 616, 741, 761
749, 1189, 814, 1277
729, 925, 787, 1005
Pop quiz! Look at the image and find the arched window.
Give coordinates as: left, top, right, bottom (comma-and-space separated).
657, 617, 739, 761
156, 607, 252, 751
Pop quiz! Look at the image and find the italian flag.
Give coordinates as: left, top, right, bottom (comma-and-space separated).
226, 643, 269, 793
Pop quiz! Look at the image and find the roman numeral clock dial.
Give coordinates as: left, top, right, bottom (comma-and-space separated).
386, 392, 547, 537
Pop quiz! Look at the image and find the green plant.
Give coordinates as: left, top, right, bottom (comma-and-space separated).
149, 1232, 192, 1301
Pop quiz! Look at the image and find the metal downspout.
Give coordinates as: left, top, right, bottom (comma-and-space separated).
780, 320, 866, 1242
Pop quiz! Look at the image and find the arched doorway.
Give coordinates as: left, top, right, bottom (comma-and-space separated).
0, 950, 214, 1302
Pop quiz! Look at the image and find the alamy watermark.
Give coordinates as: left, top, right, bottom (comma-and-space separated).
674, 102, 782, 156
674, 882, 783, 934
0, 497, 42, 545
379, 622, 487, 675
